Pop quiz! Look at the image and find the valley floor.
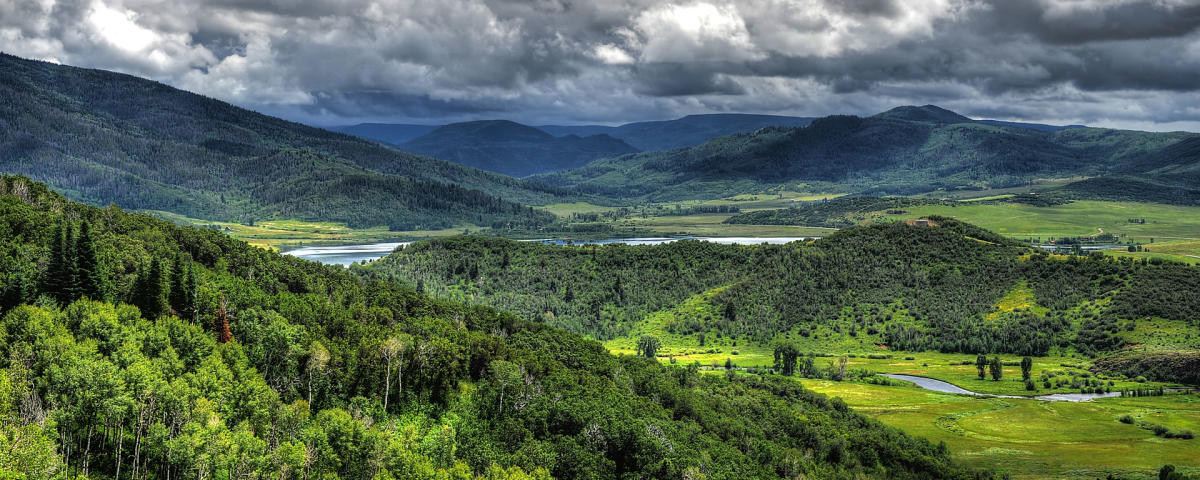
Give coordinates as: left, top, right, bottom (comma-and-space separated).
799, 378, 1200, 480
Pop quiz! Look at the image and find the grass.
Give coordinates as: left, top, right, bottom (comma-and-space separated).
891, 200, 1200, 260
799, 378, 1200, 479
145, 210, 475, 250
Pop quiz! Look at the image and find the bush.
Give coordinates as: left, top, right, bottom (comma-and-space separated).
904, 356, 915, 360
1025, 380, 1036, 391
1118, 415, 1134, 424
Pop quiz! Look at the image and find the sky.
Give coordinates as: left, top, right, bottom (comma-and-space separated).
3, 0, 1200, 130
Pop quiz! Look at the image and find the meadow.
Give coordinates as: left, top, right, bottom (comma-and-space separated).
799, 378, 1200, 479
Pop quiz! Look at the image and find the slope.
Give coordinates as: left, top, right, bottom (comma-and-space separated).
533, 106, 1195, 201
367, 220, 1200, 359
0, 175, 990, 480
399, 120, 638, 177
537, 113, 816, 151
0, 53, 569, 230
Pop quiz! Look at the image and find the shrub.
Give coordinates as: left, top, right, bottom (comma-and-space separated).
904, 356, 915, 360
1118, 415, 1134, 424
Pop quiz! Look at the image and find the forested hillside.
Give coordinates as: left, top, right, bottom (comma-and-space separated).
399, 121, 638, 177
367, 221, 1200, 358
0, 175, 989, 479
537, 114, 815, 151
0, 53, 570, 230
533, 106, 1196, 200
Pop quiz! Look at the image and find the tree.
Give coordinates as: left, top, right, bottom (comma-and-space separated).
976, 355, 987, 380
41, 221, 73, 303
73, 221, 109, 302
636, 335, 661, 359
381, 334, 411, 411
169, 255, 196, 321
132, 257, 169, 318
1020, 356, 1033, 382
989, 357, 1002, 381
306, 341, 330, 406
773, 341, 800, 376
213, 297, 233, 343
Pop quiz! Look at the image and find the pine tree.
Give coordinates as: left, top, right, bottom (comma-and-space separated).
41, 221, 71, 303
62, 222, 79, 300
169, 255, 195, 320
133, 257, 169, 318
73, 221, 109, 301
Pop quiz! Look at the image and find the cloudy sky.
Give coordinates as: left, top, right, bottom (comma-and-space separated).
3, 0, 1200, 130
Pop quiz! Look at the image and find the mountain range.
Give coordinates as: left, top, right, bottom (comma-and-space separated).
0, 53, 571, 230
533, 105, 1199, 201
398, 120, 638, 177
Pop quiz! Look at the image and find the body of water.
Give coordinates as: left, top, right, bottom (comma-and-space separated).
284, 242, 410, 266
286, 236, 816, 265
531, 236, 815, 246
882, 374, 1120, 402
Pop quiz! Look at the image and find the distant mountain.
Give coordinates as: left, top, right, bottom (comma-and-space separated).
330, 123, 439, 144
533, 105, 1196, 200
0, 53, 570, 230
397, 120, 638, 177
537, 113, 816, 151
976, 120, 1087, 132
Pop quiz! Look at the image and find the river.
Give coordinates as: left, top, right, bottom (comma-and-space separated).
284, 236, 817, 266
881, 374, 1120, 402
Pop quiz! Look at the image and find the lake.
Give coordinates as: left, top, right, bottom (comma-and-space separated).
284, 236, 817, 265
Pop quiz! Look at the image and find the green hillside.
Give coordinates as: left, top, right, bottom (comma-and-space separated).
0, 53, 572, 230
533, 106, 1195, 201
0, 175, 991, 479
366, 222, 1200, 361
400, 120, 638, 177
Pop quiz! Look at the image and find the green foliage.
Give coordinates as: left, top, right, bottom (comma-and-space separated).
989, 357, 1002, 381
0, 175, 991, 479
636, 335, 662, 358
371, 217, 1200, 359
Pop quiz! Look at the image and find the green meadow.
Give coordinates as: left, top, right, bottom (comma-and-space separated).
799, 378, 1200, 480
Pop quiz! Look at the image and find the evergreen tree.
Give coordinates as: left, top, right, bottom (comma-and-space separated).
133, 257, 169, 318
976, 355, 987, 380
989, 357, 1003, 381
1020, 356, 1033, 382
73, 221, 109, 301
169, 254, 196, 320
41, 221, 71, 303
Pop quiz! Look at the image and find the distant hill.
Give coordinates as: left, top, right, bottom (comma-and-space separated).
397, 120, 638, 177
533, 105, 1196, 201
0, 53, 573, 230
538, 113, 816, 151
330, 123, 439, 144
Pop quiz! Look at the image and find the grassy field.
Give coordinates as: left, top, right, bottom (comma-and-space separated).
799, 378, 1200, 479
894, 201, 1200, 261
145, 210, 475, 250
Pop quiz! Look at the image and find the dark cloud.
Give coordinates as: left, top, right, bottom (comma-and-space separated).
1, 0, 1199, 130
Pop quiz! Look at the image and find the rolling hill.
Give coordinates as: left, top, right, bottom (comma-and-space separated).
330, 122, 439, 144
537, 113, 816, 151
0, 53, 574, 230
398, 120, 638, 177
533, 105, 1197, 201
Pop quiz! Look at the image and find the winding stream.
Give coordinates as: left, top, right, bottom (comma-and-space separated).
882, 374, 1121, 402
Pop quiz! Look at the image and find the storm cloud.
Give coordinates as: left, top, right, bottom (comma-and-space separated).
3, 0, 1200, 130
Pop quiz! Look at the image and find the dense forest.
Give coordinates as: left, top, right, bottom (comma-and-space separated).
0, 175, 992, 479
532, 105, 1197, 201
367, 219, 1200, 359
0, 53, 573, 230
